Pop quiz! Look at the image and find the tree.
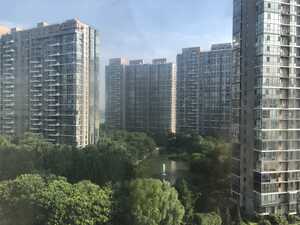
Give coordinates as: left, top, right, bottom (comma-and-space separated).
175, 179, 197, 224
258, 220, 272, 225
0, 131, 156, 185
267, 215, 288, 225
0, 174, 47, 225
0, 174, 112, 225
288, 215, 300, 224
231, 204, 242, 225
193, 212, 222, 225
128, 178, 185, 225
106, 130, 157, 161
223, 207, 232, 225
189, 139, 232, 212
0, 136, 12, 147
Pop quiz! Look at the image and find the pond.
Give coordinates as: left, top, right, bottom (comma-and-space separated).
136, 152, 189, 184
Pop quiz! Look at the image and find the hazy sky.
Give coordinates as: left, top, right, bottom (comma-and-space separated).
0, 0, 233, 109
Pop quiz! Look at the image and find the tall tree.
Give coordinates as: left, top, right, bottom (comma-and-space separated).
175, 179, 197, 224
128, 178, 185, 225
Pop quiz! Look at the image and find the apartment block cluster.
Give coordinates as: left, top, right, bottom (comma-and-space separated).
3, 0, 300, 216
106, 0, 300, 216
0, 19, 100, 147
105, 44, 233, 137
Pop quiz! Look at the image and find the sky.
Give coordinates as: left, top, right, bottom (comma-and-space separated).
0, 0, 233, 109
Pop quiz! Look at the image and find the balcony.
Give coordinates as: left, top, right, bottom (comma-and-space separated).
49, 43, 61, 47
281, 16, 290, 25
281, 27, 290, 36
31, 75, 43, 80
48, 53, 61, 57
30, 127, 40, 131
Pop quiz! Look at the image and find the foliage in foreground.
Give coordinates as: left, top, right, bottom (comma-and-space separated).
193, 212, 222, 225
0, 132, 236, 225
129, 178, 185, 225
0, 174, 112, 225
113, 178, 185, 225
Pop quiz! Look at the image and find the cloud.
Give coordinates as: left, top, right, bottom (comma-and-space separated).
0, 27, 9, 35
0, 20, 29, 30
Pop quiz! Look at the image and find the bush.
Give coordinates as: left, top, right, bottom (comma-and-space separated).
193, 212, 222, 225
267, 215, 288, 225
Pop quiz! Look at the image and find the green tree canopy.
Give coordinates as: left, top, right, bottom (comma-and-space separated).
267, 215, 288, 225
0, 174, 112, 225
193, 212, 222, 225
128, 178, 185, 225
0, 130, 157, 185
175, 179, 198, 224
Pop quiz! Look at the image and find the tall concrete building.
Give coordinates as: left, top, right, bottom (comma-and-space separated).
0, 19, 100, 147
176, 44, 233, 137
232, 0, 300, 216
105, 58, 127, 130
177, 47, 201, 133
105, 58, 176, 134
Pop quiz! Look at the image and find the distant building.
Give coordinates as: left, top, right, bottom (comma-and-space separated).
0, 19, 100, 147
105, 58, 127, 130
105, 58, 176, 134
176, 43, 233, 137
176, 47, 201, 133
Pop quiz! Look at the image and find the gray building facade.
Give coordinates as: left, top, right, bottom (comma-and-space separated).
105, 58, 127, 130
0, 19, 100, 147
105, 58, 176, 134
232, 0, 300, 216
176, 44, 233, 137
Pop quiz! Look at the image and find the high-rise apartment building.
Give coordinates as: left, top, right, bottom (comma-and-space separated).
199, 44, 233, 137
0, 19, 100, 147
105, 58, 176, 134
176, 44, 233, 137
105, 58, 127, 130
177, 47, 201, 133
232, 0, 300, 216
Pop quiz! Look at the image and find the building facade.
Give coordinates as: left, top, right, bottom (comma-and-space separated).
105, 58, 127, 130
176, 44, 233, 137
232, 0, 300, 216
176, 47, 201, 133
0, 19, 100, 147
105, 58, 176, 134
199, 44, 233, 137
